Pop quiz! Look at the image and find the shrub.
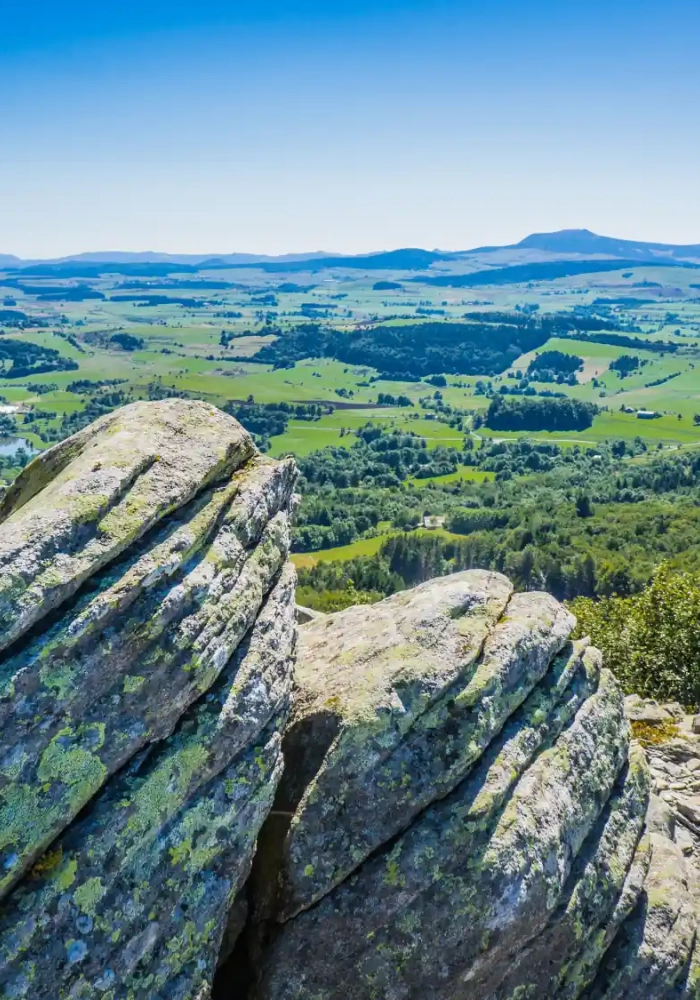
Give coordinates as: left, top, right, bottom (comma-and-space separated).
571, 564, 700, 708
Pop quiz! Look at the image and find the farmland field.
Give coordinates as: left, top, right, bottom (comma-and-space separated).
2, 244, 700, 610
2, 256, 699, 456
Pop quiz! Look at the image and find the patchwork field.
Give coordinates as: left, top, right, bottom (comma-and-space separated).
1, 252, 699, 478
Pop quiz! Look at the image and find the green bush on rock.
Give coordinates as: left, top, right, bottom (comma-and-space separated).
571, 563, 700, 709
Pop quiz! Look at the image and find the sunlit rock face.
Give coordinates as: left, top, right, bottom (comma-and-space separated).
0, 399, 298, 1000
243, 572, 688, 1000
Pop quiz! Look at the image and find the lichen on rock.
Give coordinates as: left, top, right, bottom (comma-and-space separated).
0, 399, 298, 999
0, 455, 295, 898
0, 566, 297, 1000
0, 399, 255, 652
267, 574, 581, 918
2, 405, 698, 1000
243, 574, 674, 1000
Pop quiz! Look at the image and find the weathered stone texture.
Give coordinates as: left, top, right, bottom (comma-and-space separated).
3, 406, 700, 1000
0, 400, 298, 999
0, 399, 255, 652
272, 575, 580, 918
245, 572, 681, 1000
0, 565, 297, 1000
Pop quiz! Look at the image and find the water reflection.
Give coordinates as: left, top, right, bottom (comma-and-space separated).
0, 437, 37, 458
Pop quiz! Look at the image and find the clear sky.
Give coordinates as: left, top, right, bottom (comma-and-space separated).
2, 0, 699, 257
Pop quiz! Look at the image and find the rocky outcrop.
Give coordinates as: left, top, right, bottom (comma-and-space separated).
2, 403, 699, 1000
598, 697, 700, 1000
260, 574, 588, 919
0, 400, 298, 999
236, 571, 695, 1000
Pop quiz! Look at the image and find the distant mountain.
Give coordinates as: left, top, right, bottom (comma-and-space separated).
467, 229, 700, 262
421, 256, 700, 289
0, 247, 454, 274
0, 251, 335, 270
197, 252, 334, 266
61, 251, 335, 265
235, 248, 455, 273
49, 252, 216, 265
4, 231, 699, 274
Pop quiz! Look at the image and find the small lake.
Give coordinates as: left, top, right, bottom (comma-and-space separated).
0, 437, 38, 458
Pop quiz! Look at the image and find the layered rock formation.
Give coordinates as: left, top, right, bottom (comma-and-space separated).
0, 399, 298, 999
0, 399, 698, 1000
236, 573, 699, 1000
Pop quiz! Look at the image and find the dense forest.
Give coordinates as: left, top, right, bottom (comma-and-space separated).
485, 395, 598, 432
297, 490, 700, 607
526, 349, 583, 383
0, 337, 78, 378
253, 320, 550, 375
110, 333, 145, 351
609, 354, 642, 377
0, 310, 38, 330
293, 428, 700, 617
253, 313, 635, 377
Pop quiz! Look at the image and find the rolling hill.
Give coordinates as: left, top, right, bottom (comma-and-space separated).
466, 229, 700, 262
3, 230, 700, 273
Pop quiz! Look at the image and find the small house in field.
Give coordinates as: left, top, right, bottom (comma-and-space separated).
636, 409, 660, 420
423, 515, 446, 530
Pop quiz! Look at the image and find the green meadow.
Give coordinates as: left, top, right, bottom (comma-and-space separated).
1, 257, 700, 472
291, 526, 465, 568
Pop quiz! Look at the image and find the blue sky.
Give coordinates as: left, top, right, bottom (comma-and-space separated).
2, 0, 699, 257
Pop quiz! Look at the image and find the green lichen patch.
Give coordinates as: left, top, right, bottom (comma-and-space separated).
0, 564, 296, 998
280, 584, 575, 916
630, 719, 680, 747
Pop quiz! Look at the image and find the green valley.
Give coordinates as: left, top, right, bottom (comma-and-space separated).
2, 235, 700, 617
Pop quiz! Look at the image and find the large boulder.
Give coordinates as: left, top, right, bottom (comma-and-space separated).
0, 399, 298, 999
258, 572, 579, 919
242, 571, 673, 1000
3, 405, 699, 1000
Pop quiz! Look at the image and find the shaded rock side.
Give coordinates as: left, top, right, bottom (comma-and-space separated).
602, 697, 700, 1000
0, 446, 295, 897
244, 573, 660, 1000
0, 563, 297, 1000
580, 825, 697, 1000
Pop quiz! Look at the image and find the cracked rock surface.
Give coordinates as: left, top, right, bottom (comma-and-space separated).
236, 575, 699, 1000
2, 402, 699, 1000
0, 400, 298, 999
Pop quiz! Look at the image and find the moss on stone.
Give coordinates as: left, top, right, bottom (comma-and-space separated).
630, 719, 680, 746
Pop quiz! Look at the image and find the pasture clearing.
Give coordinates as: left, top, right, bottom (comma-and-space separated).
291, 526, 465, 568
